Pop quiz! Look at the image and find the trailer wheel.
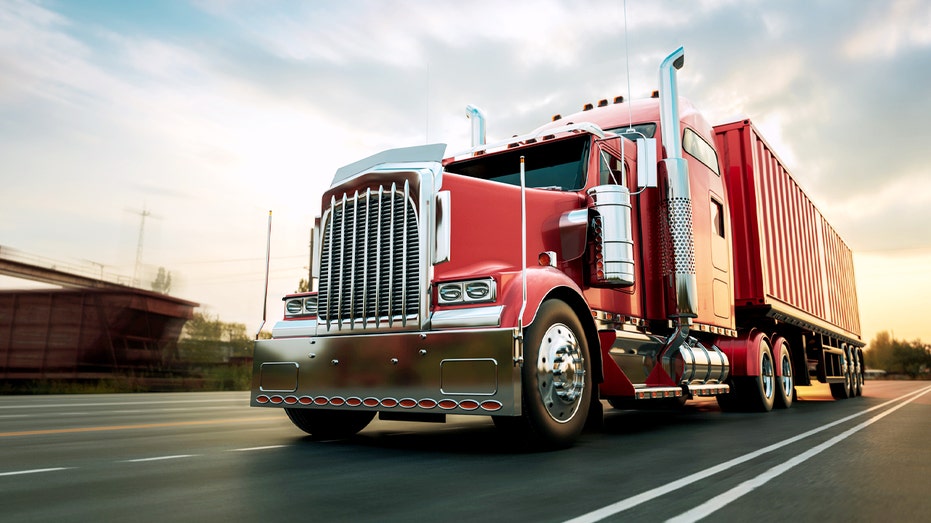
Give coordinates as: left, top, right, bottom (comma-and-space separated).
830, 349, 851, 400
494, 299, 591, 450
773, 339, 794, 409
284, 408, 375, 440
855, 349, 864, 397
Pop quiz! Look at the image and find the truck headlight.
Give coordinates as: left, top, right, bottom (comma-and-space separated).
436, 278, 496, 305
284, 294, 318, 318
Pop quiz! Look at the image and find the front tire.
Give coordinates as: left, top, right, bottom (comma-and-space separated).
285, 408, 375, 440
494, 299, 591, 450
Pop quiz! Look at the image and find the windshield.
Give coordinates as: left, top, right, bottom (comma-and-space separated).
446, 135, 590, 191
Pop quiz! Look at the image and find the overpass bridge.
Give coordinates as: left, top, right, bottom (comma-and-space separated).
0, 246, 198, 380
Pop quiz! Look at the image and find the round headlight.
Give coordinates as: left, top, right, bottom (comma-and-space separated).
439, 284, 463, 302
465, 281, 490, 300
304, 296, 318, 314
285, 299, 303, 315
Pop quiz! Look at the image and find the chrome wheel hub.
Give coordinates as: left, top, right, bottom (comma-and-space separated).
535, 323, 585, 423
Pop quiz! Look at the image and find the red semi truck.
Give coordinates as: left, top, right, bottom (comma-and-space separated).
251, 48, 863, 449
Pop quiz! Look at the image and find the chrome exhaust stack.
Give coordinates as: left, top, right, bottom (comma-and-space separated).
654, 47, 728, 386
659, 46, 698, 323
466, 104, 487, 147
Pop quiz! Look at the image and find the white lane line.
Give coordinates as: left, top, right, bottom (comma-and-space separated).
0, 467, 72, 477
0, 398, 246, 410
123, 455, 198, 463
230, 445, 287, 452
566, 385, 931, 523
667, 385, 931, 522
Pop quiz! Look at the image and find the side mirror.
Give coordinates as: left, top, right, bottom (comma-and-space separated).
637, 138, 658, 189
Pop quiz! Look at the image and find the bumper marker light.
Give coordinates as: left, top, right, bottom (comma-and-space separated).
458, 400, 479, 411
480, 400, 503, 412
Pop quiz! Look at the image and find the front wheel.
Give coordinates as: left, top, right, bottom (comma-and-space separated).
285, 408, 375, 440
494, 299, 591, 450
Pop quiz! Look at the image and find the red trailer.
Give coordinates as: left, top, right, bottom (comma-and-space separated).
715, 119, 863, 401
251, 48, 864, 448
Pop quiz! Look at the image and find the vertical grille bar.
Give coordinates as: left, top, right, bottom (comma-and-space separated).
374, 186, 383, 326
324, 195, 336, 330
348, 190, 359, 329
361, 187, 372, 325
401, 180, 409, 327
337, 193, 347, 329
387, 182, 396, 327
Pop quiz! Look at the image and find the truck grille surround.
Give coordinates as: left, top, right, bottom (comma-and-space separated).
318, 181, 421, 331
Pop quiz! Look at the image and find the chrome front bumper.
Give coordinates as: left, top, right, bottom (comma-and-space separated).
251, 327, 522, 416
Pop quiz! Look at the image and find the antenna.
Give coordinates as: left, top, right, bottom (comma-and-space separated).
256, 210, 273, 340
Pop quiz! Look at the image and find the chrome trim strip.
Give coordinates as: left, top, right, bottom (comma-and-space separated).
431, 306, 504, 329
270, 319, 318, 338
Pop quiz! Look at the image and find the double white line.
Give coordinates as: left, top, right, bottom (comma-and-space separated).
568, 384, 931, 523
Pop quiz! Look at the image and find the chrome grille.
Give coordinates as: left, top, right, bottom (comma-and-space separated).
318, 181, 421, 330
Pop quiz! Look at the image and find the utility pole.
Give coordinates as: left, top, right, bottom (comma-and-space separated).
132, 206, 152, 288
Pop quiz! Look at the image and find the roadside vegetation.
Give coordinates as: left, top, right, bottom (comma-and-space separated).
864, 331, 931, 379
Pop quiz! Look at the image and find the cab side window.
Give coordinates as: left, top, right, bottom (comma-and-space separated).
683, 128, 720, 176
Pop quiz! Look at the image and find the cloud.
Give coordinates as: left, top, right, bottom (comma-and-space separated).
2, 0, 929, 338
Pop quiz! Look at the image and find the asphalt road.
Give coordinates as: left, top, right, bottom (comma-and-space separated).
1, 381, 929, 522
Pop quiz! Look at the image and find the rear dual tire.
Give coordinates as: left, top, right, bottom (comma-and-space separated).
718, 337, 777, 412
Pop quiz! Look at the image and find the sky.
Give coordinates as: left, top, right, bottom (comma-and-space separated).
1, 0, 930, 345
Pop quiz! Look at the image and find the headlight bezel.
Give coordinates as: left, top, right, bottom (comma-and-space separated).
436, 277, 497, 306
283, 293, 318, 318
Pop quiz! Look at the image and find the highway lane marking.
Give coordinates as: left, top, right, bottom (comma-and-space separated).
230, 445, 288, 452
566, 384, 931, 523
667, 385, 931, 522
0, 416, 284, 438
123, 455, 198, 463
0, 467, 72, 477
0, 406, 249, 419
0, 398, 247, 410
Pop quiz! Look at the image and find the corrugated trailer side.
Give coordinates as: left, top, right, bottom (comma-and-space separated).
713, 119, 861, 345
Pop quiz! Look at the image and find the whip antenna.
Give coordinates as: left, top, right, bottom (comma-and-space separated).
256, 210, 272, 340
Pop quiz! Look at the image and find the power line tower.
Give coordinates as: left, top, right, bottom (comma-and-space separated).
130, 206, 158, 288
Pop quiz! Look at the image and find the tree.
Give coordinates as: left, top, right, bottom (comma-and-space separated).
179, 312, 251, 363
151, 267, 172, 294
864, 331, 931, 377
296, 277, 310, 293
